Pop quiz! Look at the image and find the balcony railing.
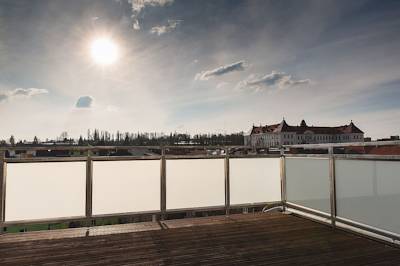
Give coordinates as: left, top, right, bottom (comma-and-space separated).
283, 146, 400, 244
0, 142, 399, 245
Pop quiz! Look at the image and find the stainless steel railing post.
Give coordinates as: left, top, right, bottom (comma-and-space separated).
0, 151, 6, 234
160, 147, 167, 220
85, 149, 93, 226
280, 149, 287, 212
224, 147, 230, 216
328, 146, 337, 228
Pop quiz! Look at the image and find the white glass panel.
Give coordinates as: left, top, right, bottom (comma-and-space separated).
230, 158, 281, 205
166, 159, 224, 209
286, 158, 330, 213
5, 162, 86, 221
336, 160, 400, 234
93, 160, 160, 215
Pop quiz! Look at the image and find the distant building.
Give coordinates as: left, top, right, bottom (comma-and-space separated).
342, 145, 400, 155
8, 150, 36, 158
377, 135, 399, 142
244, 119, 364, 147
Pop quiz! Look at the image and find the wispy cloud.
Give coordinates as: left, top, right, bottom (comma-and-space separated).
236, 71, 311, 91
128, 0, 174, 30
0, 88, 48, 103
216, 82, 229, 89
195, 61, 247, 81
150, 20, 181, 35
106, 105, 120, 112
76, 96, 94, 108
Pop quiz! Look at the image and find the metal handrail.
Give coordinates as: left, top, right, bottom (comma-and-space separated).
0, 139, 398, 151
2, 138, 397, 161
285, 140, 400, 149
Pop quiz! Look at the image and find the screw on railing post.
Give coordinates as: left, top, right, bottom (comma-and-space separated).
280, 148, 287, 213
160, 147, 167, 220
328, 146, 337, 229
85, 149, 93, 229
224, 147, 230, 216
0, 151, 6, 234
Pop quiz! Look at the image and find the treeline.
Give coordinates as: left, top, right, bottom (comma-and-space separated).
2, 129, 245, 146
78, 129, 244, 146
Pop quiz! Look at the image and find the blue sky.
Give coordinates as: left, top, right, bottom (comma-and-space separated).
0, 0, 399, 139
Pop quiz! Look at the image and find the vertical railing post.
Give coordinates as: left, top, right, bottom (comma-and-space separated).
280, 148, 287, 212
328, 146, 337, 228
224, 147, 230, 216
160, 147, 166, 220
372, 161, 378, 197
0, 151, 6, 233
85, 149, 93, 225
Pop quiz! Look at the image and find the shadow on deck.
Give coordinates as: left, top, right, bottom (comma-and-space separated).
1, 213, 399, 265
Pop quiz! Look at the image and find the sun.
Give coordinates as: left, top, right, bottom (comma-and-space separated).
90, 37, 119, 65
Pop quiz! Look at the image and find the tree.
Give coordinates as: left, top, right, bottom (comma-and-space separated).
33, 136, 39, 144
9, 135, 15, 146
78, 136, 84, 146
93, 129, 99, 142
60, 131, 68, 142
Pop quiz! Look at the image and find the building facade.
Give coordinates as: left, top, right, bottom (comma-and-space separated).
244, 119, 364, 147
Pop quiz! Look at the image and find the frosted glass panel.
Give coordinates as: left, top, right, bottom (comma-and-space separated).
93, 160, 160, 215
166, 159, 224, 209
336, 160, 400, 234
5, 162, 86, 221
230, 158, 281, 205
286, 158, 330, 213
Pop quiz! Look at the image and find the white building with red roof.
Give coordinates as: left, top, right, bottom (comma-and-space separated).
245, 119, 364, 147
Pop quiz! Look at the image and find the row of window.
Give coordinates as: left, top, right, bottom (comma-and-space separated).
283, 134, 363, 141
250, 133, 363, 146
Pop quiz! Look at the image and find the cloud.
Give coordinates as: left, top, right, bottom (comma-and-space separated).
216, 82, 229, 89
76, 96, 94, 108
128, 0, 174, 30
195, 61, 247, 80
0, 94, 7, 102
150, 20, 181, 35
12, 88, 48, 96
0, 88, 48, 103
106, 105, 120, 112
236, 71, 311, 91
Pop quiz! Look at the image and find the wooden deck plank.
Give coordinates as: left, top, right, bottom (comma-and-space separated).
0, 213, 399, 265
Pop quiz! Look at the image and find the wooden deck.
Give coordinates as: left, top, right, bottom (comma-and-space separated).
0, 213, 399, 265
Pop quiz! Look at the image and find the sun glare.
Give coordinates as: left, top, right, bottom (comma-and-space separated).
90, 37, 119, 65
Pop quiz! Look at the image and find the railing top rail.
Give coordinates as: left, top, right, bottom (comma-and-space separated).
3, 154, 282, 163
1, 140, 399, 152
284, 140, 400, 149
286, 153, 400, 161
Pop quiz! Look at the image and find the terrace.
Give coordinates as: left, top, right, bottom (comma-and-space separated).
0, 142, 400, 265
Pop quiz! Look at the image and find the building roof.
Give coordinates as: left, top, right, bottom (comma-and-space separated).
250, 119, 364, 135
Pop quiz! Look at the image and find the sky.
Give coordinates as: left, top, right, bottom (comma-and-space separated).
0, 0, 399, 140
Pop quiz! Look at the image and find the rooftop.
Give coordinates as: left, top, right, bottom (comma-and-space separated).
1, 213, 399, 265
251, 119, 364, 135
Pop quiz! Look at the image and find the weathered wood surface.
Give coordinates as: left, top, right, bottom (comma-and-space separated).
0, 213, 399, 265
